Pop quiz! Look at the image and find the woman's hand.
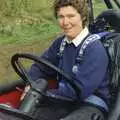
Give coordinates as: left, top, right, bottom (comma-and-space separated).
20, 85, 30, 100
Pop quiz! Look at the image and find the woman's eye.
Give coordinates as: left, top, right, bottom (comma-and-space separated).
57, 14, 75, 20
67, 14, 75, 18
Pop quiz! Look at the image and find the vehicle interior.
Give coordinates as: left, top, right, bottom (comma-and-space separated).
0, 0, 120, 120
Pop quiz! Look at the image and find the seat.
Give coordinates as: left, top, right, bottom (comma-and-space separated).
90, 9, 120, 120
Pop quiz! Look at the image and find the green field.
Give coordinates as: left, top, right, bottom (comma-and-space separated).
0, 0, 61, 45
0, 0, 106, 83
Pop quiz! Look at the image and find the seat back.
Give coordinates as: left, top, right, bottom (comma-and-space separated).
89, 9, 120, 120
105, 32, 120, 120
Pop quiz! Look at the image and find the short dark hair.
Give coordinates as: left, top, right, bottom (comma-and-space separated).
53, 0, 89, 28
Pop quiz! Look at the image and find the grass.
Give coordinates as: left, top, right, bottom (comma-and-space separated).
0, 21, 61, 83
93, 0, 108, 17
0, 0, 61, 83
0, 22, 61, 45
0, 0, 58, 45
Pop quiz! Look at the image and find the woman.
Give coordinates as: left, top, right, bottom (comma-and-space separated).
28, 0, 110, 119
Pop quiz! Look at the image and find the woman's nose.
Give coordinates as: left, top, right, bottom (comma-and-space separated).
63, 17, 70, 25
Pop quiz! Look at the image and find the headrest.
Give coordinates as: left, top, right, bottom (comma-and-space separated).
96, 9, 120, 32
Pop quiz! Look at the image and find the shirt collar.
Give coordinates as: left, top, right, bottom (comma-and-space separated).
64, 27, 89, 47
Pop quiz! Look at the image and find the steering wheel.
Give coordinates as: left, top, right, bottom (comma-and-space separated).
0, 53, 82, 120
11, 53, 81, 98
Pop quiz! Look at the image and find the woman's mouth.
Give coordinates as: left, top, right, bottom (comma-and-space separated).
64, 28, 72, 32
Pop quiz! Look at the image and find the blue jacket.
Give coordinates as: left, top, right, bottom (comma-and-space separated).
28, 35, 110, 104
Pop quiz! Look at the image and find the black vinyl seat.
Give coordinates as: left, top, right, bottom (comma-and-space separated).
90, 9, 120, 120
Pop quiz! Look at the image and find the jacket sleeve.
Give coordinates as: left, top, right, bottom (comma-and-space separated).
74, 40, 109, 99
28, 37, 62, 81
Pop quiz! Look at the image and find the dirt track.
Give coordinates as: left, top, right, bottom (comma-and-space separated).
0, 39, 53, 84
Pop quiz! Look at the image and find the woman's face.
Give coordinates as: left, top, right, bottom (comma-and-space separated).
57, 6, 83, 40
